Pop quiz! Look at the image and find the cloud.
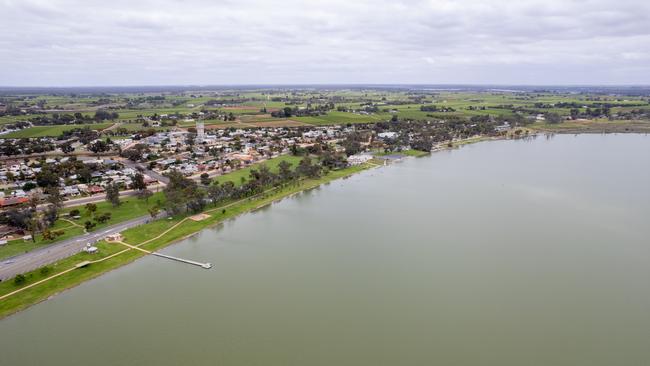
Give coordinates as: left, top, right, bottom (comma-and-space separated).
0, 0, 648, 85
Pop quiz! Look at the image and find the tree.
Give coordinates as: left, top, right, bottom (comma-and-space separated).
45, 186, 64, 209
207, 184, 223, 205
42, 205, 59, 227
296, 157, 321, 178
137, 189, 153, 202
94, 109, 118, 121
163, 170, 207, 214
40, 266, 51, 276
320, 151, 347, 170
78, 166, 92, 183
163, 171, 197, 215
28, 193, 41, 211
131, 172, 147, 191
411, 135, 433, 152
94, 212, 112, 224
545, 112, 563, 124
22, 182, 37, 191
148, 206, 160, 219
88, 140, 112, 153
35, 168, 60, 188
278, 160, 293, 181
85, 203, 97, 217
69, 209, 80, 217
283, 107, 293, 117
27, 217, 41, 243
105, 182, 121, 207
14, 274, 26, 286
42, 229, 64, 241
342, 136, 362, 156
200, 173, 211, 186
121, 144, 149, 162
84, 221, 96, 231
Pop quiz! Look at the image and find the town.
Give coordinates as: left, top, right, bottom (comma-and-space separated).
0, 86, 649, 319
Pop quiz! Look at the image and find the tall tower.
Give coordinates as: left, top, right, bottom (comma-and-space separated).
196, 120, 205, 143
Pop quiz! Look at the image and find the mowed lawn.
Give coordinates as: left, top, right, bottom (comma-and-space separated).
1, 123, 113, 138
213, 155, 303, 186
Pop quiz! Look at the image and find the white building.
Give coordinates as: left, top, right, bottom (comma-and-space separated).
196, 120, 205, 143
347, 154, 373, 166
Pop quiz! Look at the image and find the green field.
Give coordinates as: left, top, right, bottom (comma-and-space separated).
1, 123, 113, 138
2, 89, 648, 132
296, 111, 387, 125
213, 155, 303, 186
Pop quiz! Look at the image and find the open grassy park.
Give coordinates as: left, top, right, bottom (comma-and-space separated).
213, 155, 303, 186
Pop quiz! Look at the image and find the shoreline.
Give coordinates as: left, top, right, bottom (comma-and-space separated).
0, 163, 375, 319
2, 126, 647, 320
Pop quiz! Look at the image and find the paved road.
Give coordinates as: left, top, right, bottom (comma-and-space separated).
119, 158, 170, 185
0, 212, 167, 281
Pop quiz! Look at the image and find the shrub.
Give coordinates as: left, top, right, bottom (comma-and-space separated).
14, 274, 26, 286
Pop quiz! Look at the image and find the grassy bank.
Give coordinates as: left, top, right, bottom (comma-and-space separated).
0, 163, 372, 319
374, 149, 429, 157
529, 119, 650, 134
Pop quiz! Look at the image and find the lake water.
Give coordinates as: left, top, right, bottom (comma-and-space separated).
1, 134, 649, 366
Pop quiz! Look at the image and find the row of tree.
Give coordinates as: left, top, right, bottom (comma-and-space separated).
162, 157, 328, 216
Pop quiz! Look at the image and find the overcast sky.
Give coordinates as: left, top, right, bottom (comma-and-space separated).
1, 0, 648, 86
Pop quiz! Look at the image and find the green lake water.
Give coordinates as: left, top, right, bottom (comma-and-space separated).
1, 134, 649, 365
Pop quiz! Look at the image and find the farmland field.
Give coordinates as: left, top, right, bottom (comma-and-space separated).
296, 111, 387, 125
0, 123, 113, 138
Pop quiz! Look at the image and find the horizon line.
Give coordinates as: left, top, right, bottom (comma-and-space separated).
2, 83, 650, 89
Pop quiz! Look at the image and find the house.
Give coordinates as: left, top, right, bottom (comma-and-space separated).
88, 185, 105, 195
0, 196, 29, 208
347, 154, 373, 166
106, 233, 123, 242
495, 122, 511, 132
62, 186, 80, 196
378, 132, 398, 139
